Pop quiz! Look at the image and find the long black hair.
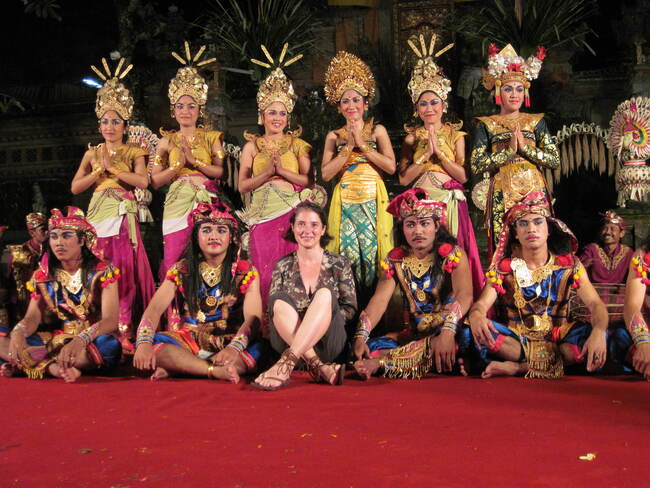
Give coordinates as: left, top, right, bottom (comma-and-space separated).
45, 230, 100, 288
394, 218, 458, 303
180, 223, 240, 318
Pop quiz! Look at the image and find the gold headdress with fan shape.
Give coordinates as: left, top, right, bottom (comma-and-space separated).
407, 34, 454, 103
324, 51, 375, 106
90, 57, 134, 120
251, 43, 303, 123
168, 41, 217, 106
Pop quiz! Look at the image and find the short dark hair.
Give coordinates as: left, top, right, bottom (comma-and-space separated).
284, 201, 333, 247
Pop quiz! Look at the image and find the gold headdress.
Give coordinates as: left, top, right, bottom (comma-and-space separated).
251, 43, 303, 124
324, 51, 375, 106
90, 57, 134, 120
407, 34, 454, 103
168, 41, 217, 106
25, 212, 46, 230
482, 43, 546, 107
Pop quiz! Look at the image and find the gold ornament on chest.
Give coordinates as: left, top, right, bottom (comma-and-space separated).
199, 262, 222, 288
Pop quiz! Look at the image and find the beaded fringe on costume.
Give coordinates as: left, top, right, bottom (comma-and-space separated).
523, 339, 564, 379
380, 336, 433, 380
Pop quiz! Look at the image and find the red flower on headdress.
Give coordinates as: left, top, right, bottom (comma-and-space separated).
556, 254, 573, 267
388, 247, 406, 260
507, 63, 521, 72
498, 258, 512, 273
536, 46, 547, 61
438, 243, 453, 257
488, 43, 500, 57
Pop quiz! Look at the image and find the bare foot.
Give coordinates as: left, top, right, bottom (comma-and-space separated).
458, 357, 468, 377
150, 367, 169, 381
225, 364, 240, 384
208, 364, 241, 384
0, 363, 16, 377
48, 363, 63, 378
353, 358, 380, 380
48, 363, 82, 382
60, 366, 82, 383
481, 360, 527, 379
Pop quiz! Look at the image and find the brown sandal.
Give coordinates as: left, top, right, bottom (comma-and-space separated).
252, 349, 298, 391
306, 356, 345, 386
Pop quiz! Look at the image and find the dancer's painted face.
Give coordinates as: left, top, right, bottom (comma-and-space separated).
402, 216, 438, 252
262, 101, 288, 135
99, 110, 125, 143
501, 81, 525, 112
514, 213, 549, 251
417, 91, 444, 124
198, 223, 232, 258
173, 95, 200, 126
339, 89, 366, 121
49, 229, 83, 262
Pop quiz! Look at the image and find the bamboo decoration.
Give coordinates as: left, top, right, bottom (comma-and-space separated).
553, 122, 612, 185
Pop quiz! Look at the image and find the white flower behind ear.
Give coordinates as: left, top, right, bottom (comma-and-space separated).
110, 51, 121, 61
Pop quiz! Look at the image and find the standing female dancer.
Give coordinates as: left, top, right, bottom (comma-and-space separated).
238, 44, 322, 305
321, 51, 395, 305
151, 42, 226, 277
71, 57, 154, 349
470, 43, 559, 255
399, 34, 484, 296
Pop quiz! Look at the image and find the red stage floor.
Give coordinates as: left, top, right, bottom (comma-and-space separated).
2, 373, 650, 488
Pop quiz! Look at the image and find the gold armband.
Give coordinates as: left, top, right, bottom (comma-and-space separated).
215, 149, 226, 160
152, 154, 165, 167
359, 144, 374, 154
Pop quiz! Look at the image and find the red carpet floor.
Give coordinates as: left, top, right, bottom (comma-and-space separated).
2, 372, 650, 488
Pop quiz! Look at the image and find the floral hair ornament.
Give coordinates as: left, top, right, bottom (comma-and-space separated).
601, 210, 626, 231
489, 191, 577, 271
25, 212, 46, 230
482, 43, 546, 107
251, 43, 303, 125
386, 187, 447, 226
407, 33, 454, 103
90, 56, 134, 120
188, 200, 239, 230
168, 41, 217, 106
324, 51, 376, 106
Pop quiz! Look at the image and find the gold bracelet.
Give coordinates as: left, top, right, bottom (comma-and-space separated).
414, 154, 427, 166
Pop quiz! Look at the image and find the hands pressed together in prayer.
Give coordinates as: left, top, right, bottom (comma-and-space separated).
508, 123, 526, 153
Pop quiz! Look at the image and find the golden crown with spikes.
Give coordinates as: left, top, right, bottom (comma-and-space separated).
251, 43, 303, 123
324, 51, 375, 106
407, 34, 454, 103
168, 41, 217, 106
90, 57, 134, 120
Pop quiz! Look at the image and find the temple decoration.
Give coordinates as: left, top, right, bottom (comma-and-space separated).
607, 97, 650, 206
